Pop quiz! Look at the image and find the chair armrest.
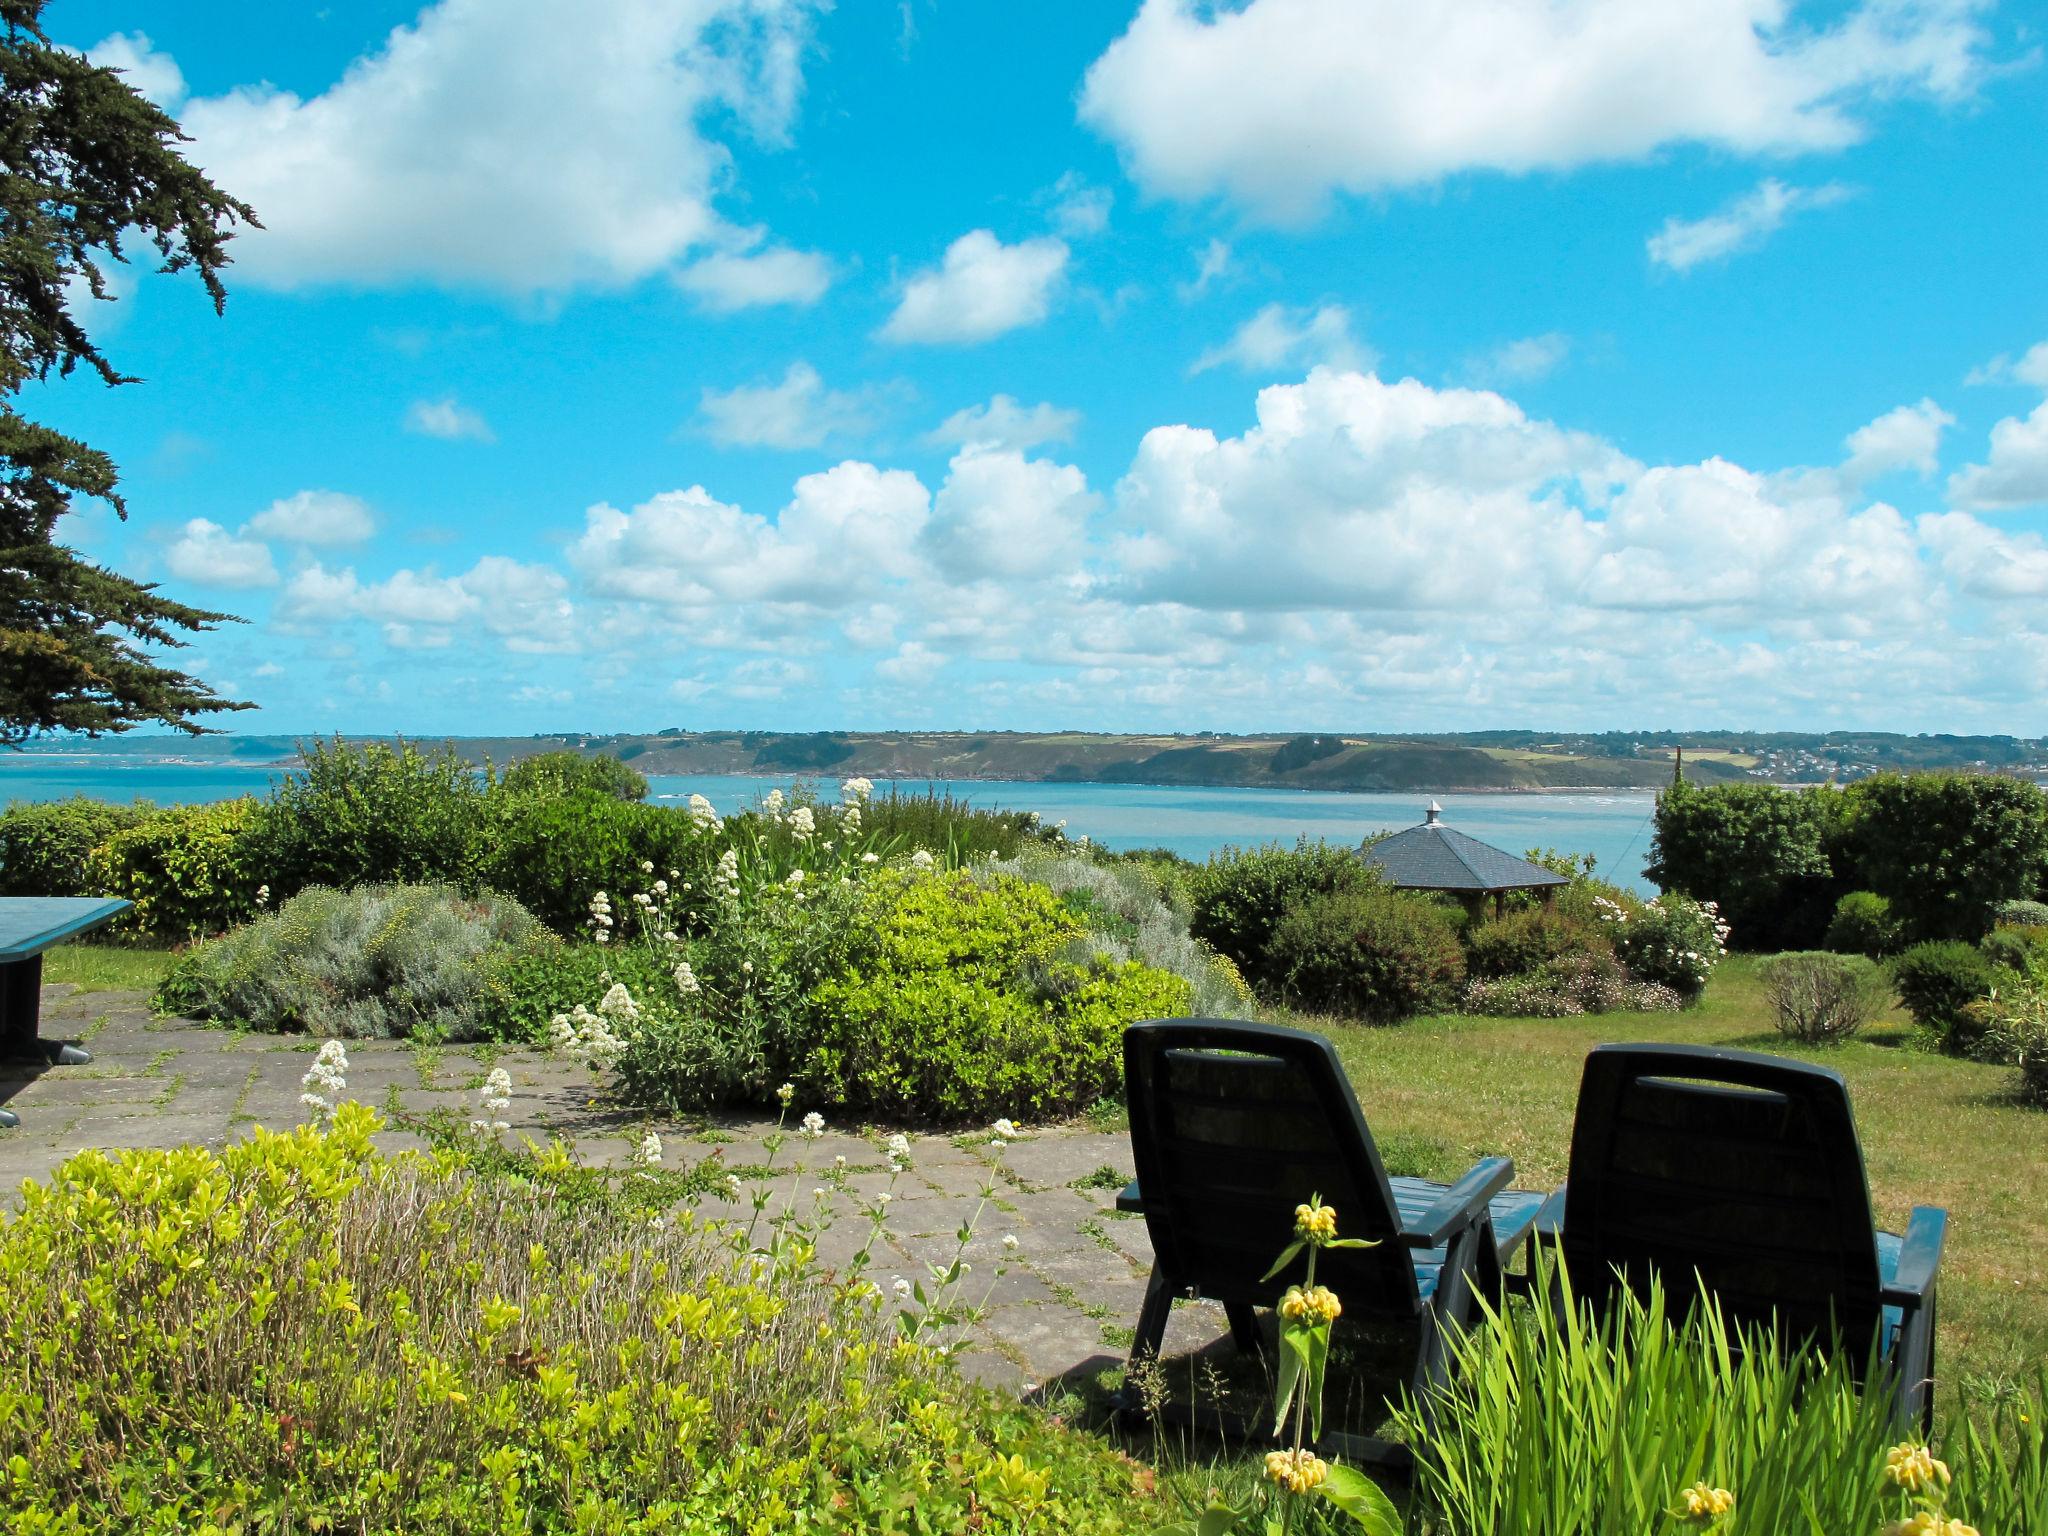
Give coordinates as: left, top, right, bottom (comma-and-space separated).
1116, 1179, 1146, 1214
1402, 1156, 1515, 1249
1879, 1206, 1947, 1306
1531, 1185, 1567, 1240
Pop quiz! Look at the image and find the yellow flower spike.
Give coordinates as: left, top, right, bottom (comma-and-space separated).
1883, 1443, 1950, 1494
1292, 1200, 1339, 1245
1263, 1448, 1329, 1494
1674, 1482, 1734, 1525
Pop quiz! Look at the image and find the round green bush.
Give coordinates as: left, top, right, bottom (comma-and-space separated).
254, 738, 489, 897
1981, 922, 2048, 976
1187, 839, 1378, 995
1826, 890, 1902, 958
1463, 907, 1611, 979
1266, 887, 1466, 1022
478, 939, 678, 1044
497, 749, 647, 801
1758, 951, 1886, 1043
1991, 898, 2048, 929
87, 798, 266, 940
1891, 940, 1997, 1048
0, 796, 151, 897
158, 883, 542, 1040
480, 791, 715, 934
808, 869, 1192, 1121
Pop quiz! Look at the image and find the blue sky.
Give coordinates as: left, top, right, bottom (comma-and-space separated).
34, 0, 2048, 736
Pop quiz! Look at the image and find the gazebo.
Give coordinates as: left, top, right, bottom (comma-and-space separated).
1361, 802, 1569, 917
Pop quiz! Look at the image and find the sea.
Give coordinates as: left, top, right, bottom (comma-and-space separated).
0, 754, 1666, 893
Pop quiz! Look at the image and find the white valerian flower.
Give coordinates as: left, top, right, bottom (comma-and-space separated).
598, 982, 641, 1026
841, 776, 874, 802
763, 787, 786, 818
299, 1040, 349, 1121
860, 851, 880, 865
652, 879, 668, 896
892, 1276, 912, 1300
687, 793, 722, 832
801, 1111, 826, 1138
886, 1132, 911, 1160
740, 959, 754, 975
786, 868, 806, 888
471, 1066, 512, 1135
820, 840, 834, 853
777, 1081, 796, 1106
255, 884, 271, 905
713, 847, 740, 896
1002, 1233, 1020, 1251
909, 848, 935, 870
640, 860, 655, 874
789, 805, 815, 840
992, 1118, 1019, 1140
636, 1131, 663, 1167
841, 803, 861, 831
673, 960, 701, 994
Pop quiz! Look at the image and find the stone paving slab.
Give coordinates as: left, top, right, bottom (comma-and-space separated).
0, 985, 1218, 1396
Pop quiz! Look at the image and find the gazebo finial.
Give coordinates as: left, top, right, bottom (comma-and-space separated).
1425, 800, 1442, 824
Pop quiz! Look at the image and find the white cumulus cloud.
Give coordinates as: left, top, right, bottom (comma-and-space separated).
87, 31, 186, 109
1841, 398, 1953, 482
1466, 333, 1572, 386
1191, 303, 1369, 376
696, 362, 878, 450
1948, 399, 2048, 510
1648, 179, 1852, 272
164, 519, 278, 588
878, 229, 1069, 345
406, 397, 495, 442
247, 490, 377, 546
926, 395, 1081, 453
1080, 0, 1990, 221
922, 449, 1096, 581
175, 0, 823, 292
675, 245, 834, 312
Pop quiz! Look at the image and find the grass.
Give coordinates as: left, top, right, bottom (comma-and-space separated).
1306, 955, 2048, 1395
40, 941, 173, 993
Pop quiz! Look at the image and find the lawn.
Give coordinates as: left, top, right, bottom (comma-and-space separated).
41, 941, 173, 994
1312, 955, 2048, 1394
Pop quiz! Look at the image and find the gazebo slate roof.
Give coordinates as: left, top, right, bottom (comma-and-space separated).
1362, 812, 1571, 894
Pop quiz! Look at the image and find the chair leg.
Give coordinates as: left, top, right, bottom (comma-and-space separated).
1224, 1301, 1264, 1358
1113, 1269, 1178, 1423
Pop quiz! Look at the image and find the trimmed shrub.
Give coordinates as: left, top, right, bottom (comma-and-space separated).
1266, 886, 1466, 1021
1834, 772, 2048, 942
1188, 839, 1379, 994
0, 795, 150, 896
809, 869, 1192, 1120
1645, 777, 1841, 949
1825, 890, 1901, 958
1992, 898, 2048, 928
86, 797, 266, 939
1982, 922, 2048, 976
157, 884, 542, 1040
1464, 907, 1612, 979
1604, 892, 1727, 999
0, 1112, 1156, 1535
497, 749, 647, 801
479, 939, 679, 1044
480, 790, 715, 934
1758, 951, 1885, 1043
980, 848, 1254, 1016
1891, 940, 1997, 1047
257, 737, 489, 896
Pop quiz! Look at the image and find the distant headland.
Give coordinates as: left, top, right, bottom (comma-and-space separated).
19, 729, 2048, 794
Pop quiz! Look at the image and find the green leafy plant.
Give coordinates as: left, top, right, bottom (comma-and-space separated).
1393, 1257, 2035, 1534
1266, 885, 1466, 1022
1828, 889, 1904, 958
1757, 950, 1887, 1043
1646, 776, 1841, 949
1159, 1195, 1399, 1536
1188, 839, 1381, 996
480, 788, 717, 934
497, 748, 648, 801
157, 882, 542, 1040
0, 794, 149, 895
85, 796, 265, 939
1600, 891, 1728, 999
1463, 906, 1612, 979
0, 1106, 1156, 1535
1891, 940, 1997, 1050
255, 736, 491, 896
1834, 772, 2048, 943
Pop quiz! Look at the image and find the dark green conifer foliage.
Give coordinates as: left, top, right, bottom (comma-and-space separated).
0, 0, 258, 742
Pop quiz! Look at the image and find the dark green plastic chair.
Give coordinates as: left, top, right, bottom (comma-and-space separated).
1534, 1042, 1947, 1429
1116, 1018, 1546, 1460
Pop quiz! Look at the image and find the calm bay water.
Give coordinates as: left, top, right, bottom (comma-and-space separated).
0, 755, 1664, 892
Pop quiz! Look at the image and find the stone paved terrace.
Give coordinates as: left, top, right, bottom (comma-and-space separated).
0, 984, 1245, 1397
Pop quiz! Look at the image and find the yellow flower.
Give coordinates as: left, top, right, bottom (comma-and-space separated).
1884, 1443, 1951, 1494
1264, 1448, 1329, 1494
1278, 1284, 1343, 1326
1675, 1482, 1734, 1524
1886, 1518, 1978, 1536
1293, 1202, 1339, 1244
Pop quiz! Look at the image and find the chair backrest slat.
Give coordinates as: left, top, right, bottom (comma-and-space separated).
1125, 1019, 1421, 1315
1563, 1043, 1883, 1348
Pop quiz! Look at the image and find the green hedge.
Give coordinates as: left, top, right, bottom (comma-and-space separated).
1187, 839, 1379, 995
0, 795, 149, 896
86, 798, 266, 940
1266, 885, 1466, 1021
